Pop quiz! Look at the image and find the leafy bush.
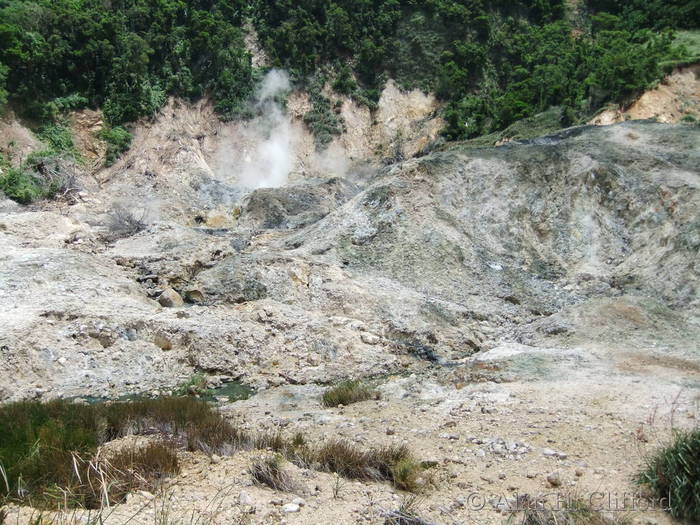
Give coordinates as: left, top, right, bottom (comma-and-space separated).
322, 380, 379, 407
636, 429, 700, 522
0, 167, 57, 204
36, 124, 76, 154
332, 64, 357, 95
304, 75, 344, 150
30, 94, 89, 123
98, 126, 133, 166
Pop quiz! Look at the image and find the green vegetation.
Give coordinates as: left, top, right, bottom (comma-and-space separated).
0, 126, 79, 204
304, 74, 345, 149
0, 0, 696, 149
1, 397, 423, 508
35, 124, 76, 155
0, 0, 254, 123
322, 380, 379, 407
0, 166, 57, 204
636, 429, 700, 523
254, 1, 693, 139
674, 30, 700, 63
99, 126, 133, 166
299, 439, 423, 491
0, 399, 189, 508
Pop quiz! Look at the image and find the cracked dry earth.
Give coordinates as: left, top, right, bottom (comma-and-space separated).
1, 118, 699, 525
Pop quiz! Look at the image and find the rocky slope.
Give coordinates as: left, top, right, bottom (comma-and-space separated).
1, 111, 699, 524
1, 120, 697, 402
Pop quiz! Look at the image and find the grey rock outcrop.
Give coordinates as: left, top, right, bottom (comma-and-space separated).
1, 122, 697, 400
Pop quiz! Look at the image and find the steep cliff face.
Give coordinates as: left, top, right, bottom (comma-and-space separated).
0, 121, 697, 401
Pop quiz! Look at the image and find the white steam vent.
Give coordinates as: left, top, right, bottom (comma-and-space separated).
236, 69, 294, 189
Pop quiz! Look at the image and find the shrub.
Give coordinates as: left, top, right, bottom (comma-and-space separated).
0, 150, 79, 204
106, 205, 147, 239
98, 126, 132, 166
322, 380, 379, 407
636, 429, 700, 522
0, 167, 53, 204
304, 75, 344, 150
174, 373, 209, 397
249, 455, 299, 493
36, 123, 76, 155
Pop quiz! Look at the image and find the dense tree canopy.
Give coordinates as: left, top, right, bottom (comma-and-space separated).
0, 0, 694, 139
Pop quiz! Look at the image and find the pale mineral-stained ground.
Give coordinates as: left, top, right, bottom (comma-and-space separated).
0, 71, 698, 524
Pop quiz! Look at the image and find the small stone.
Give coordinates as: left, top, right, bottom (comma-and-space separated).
498, 473, 506, 480
386, 428, 395, 435
282, 503, 300, 513
239, 491, 253, 505
158, 287, 184, 307
546, 471, 562, 487
542, 448, 558, 457
184, 288, 205, 303
210, 454, 221, 464
526, 472, 537, 479
575, 468, 585, 477
360, 332, 380, 345
291, 497, 306, 507
153, 334, 172, 351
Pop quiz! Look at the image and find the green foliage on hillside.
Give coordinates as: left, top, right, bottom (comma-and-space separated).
254, 1, 689, 139
0, 0, 255, 124
587, 0, 700, 30
99, 126, 133, 166
0, 0, 695, 144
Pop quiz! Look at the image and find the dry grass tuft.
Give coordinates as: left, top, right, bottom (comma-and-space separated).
249, 455, 299, 493
521, 496, 632, 525
383, 495, 435, 525
322, 381, 379, 407
296, 439, 423, 491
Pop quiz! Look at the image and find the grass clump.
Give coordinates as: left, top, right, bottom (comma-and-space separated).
0, 397, 243, 508
521, 496, 632, 525
636, 429, 700, 523
322, 380, 379, 407
174, 373, 208, 397
383, 495, 433, 525
299, 439, 423, 491
249, 455, 299, 493
0, 396, 424, 508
